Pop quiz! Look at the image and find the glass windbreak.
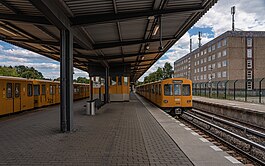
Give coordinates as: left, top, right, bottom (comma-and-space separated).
182, 84, 191, 96
174, 84, 181, 96
164, 84, 173, 96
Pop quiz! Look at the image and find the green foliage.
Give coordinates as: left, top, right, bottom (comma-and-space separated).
143, 63, 173, 84
0, 66, 19, 77
0, 65, 44, 79
75, 77, 90, 84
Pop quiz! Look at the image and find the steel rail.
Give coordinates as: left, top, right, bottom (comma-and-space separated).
182, 112, 265, 165
190, 109, 265, 138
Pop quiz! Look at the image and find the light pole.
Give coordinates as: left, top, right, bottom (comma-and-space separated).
209, 66, 213, 98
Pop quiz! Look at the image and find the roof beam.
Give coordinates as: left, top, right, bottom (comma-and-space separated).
29, 0, 93, 50
71, 6, 204, 27
0, 13, 51, 25
93, 37, 174, 49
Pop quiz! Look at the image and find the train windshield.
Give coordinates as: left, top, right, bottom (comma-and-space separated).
182, 84, 191, 96
164, 84, 173, 96
174, 84, 181, 96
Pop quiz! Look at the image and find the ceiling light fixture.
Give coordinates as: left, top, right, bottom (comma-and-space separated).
152, 25, 159, 36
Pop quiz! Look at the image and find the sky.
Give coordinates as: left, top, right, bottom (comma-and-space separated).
0, 0, 265, 80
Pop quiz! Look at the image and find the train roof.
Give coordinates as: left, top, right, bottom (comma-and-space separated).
136, 77, 192, 87
0, 76, 89, 85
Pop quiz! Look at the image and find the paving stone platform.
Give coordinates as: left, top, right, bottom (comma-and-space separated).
0, 93, 193, 166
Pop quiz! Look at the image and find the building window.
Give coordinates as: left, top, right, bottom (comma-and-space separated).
197, 60, 200, 65
212, 54, 216, 60
217, 52, 221, 58
208, 56, 211, 61
217, 62, 221, 68
217, 41, 221, 48
247, 81, 253, 90
217, 72, 221, 78
201, 59, 203, 64
197, 76, 199, 80
200, 75, 203, 80
204, 58, 207, 63
212, 73, 216, 79
222, 49, 227, 56
247, 70, 252, 79
247, 49, 252, 58
212, 63, 216, 69
222, 39, 227, 46
208, 65, 212, 70
204, 49, 207, 54
212, 45, 216, 51
194, 61, 196, 66
208, 47, 211, 53
201, 51, 203, 55
194, 69, 196, 73
197, 68, 199, 73
222, 71, 227, 77
200, 67, 203, 72
222, 60, 227, 67
247, 60, 252, 69
204, 66, 207, 71
204, 74, 206, 80
247, 38, 252, 47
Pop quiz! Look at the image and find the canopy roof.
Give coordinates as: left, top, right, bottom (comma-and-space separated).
0, 0, 217, 81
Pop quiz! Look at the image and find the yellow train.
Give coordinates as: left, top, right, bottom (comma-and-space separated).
136, 78, 192, 115
0, 76, 89, 116
0, 75, 130, 116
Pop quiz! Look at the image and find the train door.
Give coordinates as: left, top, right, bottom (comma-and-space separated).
41, 84, 46, 106
13, 83, 21, 112
33, 84, 40, 107
5, 82, 13, 114
173, 83, 181, 106
181, 84, 191, 108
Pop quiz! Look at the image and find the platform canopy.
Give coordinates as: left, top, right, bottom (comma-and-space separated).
0, 0, 217, 81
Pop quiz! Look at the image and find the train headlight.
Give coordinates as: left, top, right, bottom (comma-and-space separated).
163, 100, 168, 103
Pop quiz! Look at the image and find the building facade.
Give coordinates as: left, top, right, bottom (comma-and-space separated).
174, 31, 265, 90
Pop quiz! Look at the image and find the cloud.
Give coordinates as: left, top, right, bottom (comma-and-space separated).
138, 0, 265, 81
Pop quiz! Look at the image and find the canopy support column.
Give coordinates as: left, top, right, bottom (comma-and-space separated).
60, 29, 73, 132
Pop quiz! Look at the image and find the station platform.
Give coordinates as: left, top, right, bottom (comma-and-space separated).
193, 96, 265, 113
193, 96, 265, 128
0, 93, 242, 165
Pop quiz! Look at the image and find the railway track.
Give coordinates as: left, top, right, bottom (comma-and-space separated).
179, 109, 265, 166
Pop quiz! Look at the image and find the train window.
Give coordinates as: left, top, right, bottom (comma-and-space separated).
6, 83, 12, 98
118, 76, 122, 85
27, 84, 33, 96
41, 85, 46, 95
159, 84, 161, 95
155, 85, 158, 94
182, 84, 191, 96
164, 84, 173, 96
124, 77, 128, 86
50, 85, 54, 95
174, 84, 181, 96
15, 83, 20, 98
34, 85, 40, 96
111, 76, 116, 85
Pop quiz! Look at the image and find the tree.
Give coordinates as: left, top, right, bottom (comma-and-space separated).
163, 62, 173, 79
0, 66, 19, 77
76, 77, 89, 84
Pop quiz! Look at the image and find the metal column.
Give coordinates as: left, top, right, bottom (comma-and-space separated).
60, 29, 73, 132
105, 68, 109, 103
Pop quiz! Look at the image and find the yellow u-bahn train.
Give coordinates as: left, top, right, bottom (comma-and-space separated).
0, 76, 90, 116
136, 78, 192, 115
0, 75, 130, 116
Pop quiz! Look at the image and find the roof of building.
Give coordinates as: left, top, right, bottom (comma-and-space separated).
0, 0, 218, 82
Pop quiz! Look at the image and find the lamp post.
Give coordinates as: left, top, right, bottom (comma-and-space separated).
209, 66, 213, 98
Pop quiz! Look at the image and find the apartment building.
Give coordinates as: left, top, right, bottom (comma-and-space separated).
174, 31, 265, 90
